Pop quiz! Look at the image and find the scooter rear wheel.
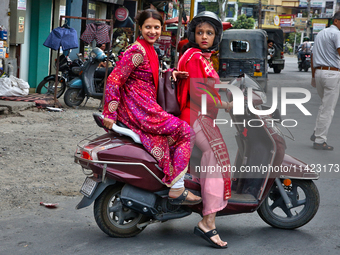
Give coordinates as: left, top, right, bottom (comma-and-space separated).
64, 88, 85, 107
257, 179, 319, 229
94, 185, 149, 238
36, 75, 66, 98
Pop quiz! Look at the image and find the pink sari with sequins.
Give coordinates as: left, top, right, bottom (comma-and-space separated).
103, 42, 192, 187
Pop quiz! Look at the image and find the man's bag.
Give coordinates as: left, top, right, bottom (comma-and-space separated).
157, 71, 181, 116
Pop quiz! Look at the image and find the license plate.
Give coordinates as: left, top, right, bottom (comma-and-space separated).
80, 177, 98, 197
254, 72, 262, 77
306, 57, 310, 60
272, 61, 283, 64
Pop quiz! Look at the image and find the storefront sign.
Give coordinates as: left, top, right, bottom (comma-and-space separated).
154, 31, 172, 61
274, 15, 280, 26
115, 7, 129, 22
313, 23, 326, 32
282, 27, 296, 33
279, 15, 295, 27
294, 17, 307, 30
18, 0, 26, 10
312, 19, 328, 33
299, 1, 323, 7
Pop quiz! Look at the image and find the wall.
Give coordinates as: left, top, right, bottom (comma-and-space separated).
0, 0, 9, 71
66, 0, 82, 60
28, 0, 52, 88
20, 0, 31, 81
0, 0, 10, 30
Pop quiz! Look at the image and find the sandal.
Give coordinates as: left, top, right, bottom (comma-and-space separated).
168, 189, 202, 205
313, 142, 333, 150
194, 226, 228, 249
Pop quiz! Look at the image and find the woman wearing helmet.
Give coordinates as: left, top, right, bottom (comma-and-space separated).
177, 11, 232, 249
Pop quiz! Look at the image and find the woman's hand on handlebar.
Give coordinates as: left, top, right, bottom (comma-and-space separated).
215, 100, 233, 112
225, 101, 233, 112
172, 70, 189, 81
103, 118, 115, 130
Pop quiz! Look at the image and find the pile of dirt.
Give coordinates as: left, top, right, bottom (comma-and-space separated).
0, 99, 104, 211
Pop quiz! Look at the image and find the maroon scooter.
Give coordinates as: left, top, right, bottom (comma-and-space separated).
74, 74, 320, 238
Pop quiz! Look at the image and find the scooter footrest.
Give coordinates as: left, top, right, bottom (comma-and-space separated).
153, 208, 192, 221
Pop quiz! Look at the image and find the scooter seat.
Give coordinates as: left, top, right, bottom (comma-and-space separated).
116, 121, 128, 129
92, 113, 142, 144
112, 122, 142, 144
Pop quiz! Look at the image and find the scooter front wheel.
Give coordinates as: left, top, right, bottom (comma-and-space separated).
64, 88, 85, 107
257, 179, 319, 229
94, 185, 149, 238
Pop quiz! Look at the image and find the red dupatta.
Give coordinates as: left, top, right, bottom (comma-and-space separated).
137, 37, 159, 92
177, 48, 220, 123
177, 47, 231, 200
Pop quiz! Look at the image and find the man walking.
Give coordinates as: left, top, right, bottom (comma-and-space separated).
311, 11, 340, 150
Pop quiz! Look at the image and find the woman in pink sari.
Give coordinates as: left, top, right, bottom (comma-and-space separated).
177, 11, 233, 248
103, 9, 201, 205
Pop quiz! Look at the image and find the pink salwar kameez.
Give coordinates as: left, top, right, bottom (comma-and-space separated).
177, 48, 231, 216
103, 41, 192, 187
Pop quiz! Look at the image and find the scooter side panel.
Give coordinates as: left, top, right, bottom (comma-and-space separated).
69, 77, 83, 88
95, 141, 166, 192
280, 154, 319, 180
98, 144, 157, 163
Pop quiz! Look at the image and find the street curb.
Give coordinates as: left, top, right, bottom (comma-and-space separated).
0, 100, 36, 115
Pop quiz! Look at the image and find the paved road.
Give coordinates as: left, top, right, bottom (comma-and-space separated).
1, 56, 340, 255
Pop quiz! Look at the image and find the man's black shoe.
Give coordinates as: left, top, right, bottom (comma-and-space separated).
313, 142, 333, 150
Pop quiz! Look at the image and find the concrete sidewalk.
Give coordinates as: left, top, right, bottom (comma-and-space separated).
0, 100, 36, 115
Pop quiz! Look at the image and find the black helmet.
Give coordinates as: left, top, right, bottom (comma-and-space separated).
187, 11, 223, 51
303, 36, 310, 42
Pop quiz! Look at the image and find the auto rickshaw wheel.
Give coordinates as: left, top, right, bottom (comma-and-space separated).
273, 67, 281, 73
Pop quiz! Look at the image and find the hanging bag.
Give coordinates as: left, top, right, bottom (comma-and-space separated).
157, 70, 181, 116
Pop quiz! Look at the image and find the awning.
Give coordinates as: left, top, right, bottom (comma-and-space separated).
147, 0, 172, 9
96, 0, 124, 4
165, 16, 190, 24
222, 22, 232, 30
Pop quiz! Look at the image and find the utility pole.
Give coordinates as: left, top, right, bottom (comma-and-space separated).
190, 0, 194, 20
174, 0, 184, 67
306, 0, 311, 38
258, 0, 262, 29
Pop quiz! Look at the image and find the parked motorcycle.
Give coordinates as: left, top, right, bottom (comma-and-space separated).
63, 47, 115, 107
298, 52, 311, 72
74, 74, 319, 238
36, 53, 83, 98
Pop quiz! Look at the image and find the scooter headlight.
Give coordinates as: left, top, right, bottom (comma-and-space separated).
90, 51, 97, 58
